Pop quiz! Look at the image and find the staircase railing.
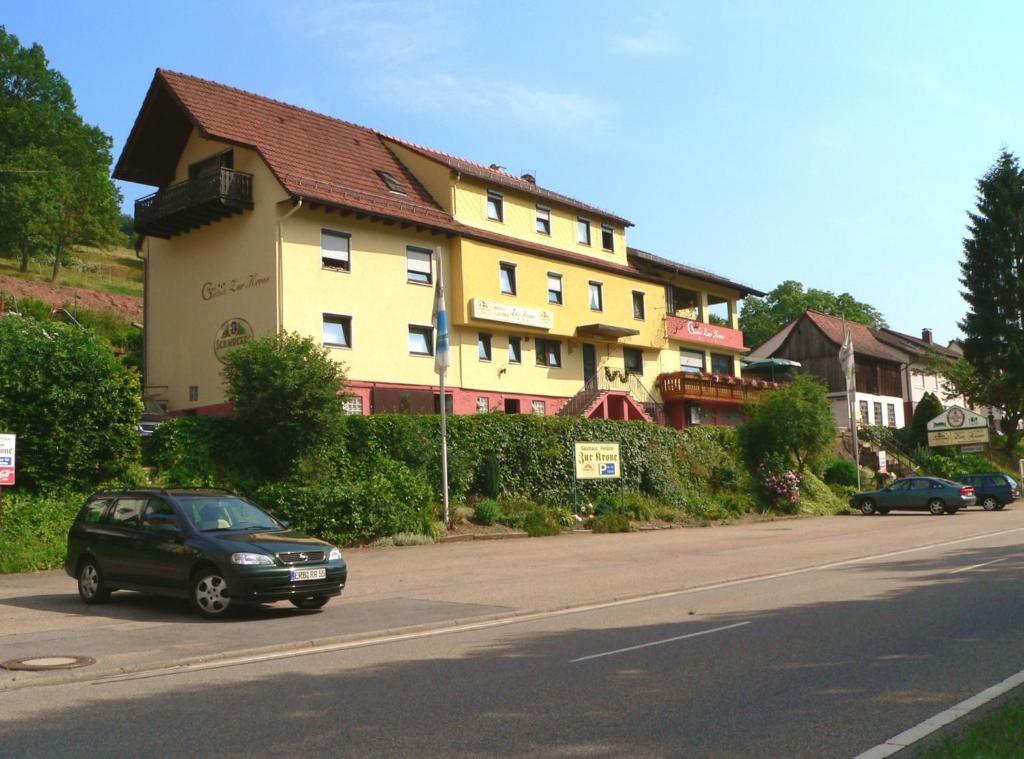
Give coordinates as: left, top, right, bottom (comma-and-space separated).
556, 374, 603, 417
557, 371, 666, 423
856, 425, 921, 475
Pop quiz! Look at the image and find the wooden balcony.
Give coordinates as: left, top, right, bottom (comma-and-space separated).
134, 168, 254, 238
656, 372, 777, 405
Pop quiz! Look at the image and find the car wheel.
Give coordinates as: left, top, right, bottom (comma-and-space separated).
191, 569, 232, 619
928, 498, 946, 516
981, 496, 999, 511
290, 595, 330, 610
77, 558, 111, 604
859, 498, 877, 516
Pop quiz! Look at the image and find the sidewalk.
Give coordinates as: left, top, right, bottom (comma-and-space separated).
3, 508, 1022, 690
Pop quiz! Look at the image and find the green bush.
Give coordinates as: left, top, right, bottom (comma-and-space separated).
523, 507, 562, 537
738, 374, 836, 475
823, 457, 859, 486
149, 416, 239, 487
222, 331, 348, 478
482, 452, 502, 498
0, 317, 141, 491
474, 499, 501, 526
592, 512, 632, 533
252, 457, 434, 545
0, 490, 85, 573
799, 472, 850, 515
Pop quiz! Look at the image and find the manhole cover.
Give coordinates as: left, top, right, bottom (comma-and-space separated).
1, 656, 96, 671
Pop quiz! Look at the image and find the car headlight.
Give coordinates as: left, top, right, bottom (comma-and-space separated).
328, 547, 342, 561
231, 552, 274, 566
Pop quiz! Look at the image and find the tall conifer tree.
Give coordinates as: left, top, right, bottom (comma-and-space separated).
959, 150, 1024, 450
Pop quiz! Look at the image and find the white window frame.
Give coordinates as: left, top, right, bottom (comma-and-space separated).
322, 313, 353, 348
408, 324, 434, 356
589, 281, 603, 312
487, 190, 504, 222
547, 272, 563, 305
601, 224, 614, 251
321, 229, 351, 271
508, 336, 522, 364
476, 396, 490, 414
343, 396, 364, 416
532, 400, 546, 416
499, 261, 517, 295
406, 246, 433, 285
478, 332, 493, 362
632, 290, 645, 320
536, 205, 551, 235
577, 217, 591, 245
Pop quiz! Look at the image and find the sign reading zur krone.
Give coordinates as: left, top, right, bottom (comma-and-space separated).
574, 442, 621, 480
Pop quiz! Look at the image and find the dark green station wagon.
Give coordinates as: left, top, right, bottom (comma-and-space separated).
65, 489, 347, 618
855, 476, 976, 516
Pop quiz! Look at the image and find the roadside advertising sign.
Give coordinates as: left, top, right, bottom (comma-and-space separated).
928, 428, 990, 447
0, 434, 15, 486
877, 450, 887, 474
961, 444, 986, 453
574, 442, 621, 480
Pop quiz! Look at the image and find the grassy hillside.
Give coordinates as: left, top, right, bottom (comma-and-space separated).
0, 245, 142, 297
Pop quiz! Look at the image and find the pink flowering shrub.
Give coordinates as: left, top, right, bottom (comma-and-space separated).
760, 466, 801, 512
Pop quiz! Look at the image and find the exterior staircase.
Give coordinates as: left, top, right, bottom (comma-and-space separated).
839, 428, 918, 479
557, 371, 665, 424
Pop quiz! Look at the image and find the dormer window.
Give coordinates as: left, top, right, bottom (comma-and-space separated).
376, 170, 406, 194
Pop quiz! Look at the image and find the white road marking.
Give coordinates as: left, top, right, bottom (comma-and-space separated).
855, 667, 1024, 758
569, 621, 751, 663
949, 556, 1007, 574
89, 525, 1024, 685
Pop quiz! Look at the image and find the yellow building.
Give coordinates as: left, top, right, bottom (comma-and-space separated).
114, 70, 767, 427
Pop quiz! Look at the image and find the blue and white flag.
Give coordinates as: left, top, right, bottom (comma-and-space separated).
432, 248, 451, 378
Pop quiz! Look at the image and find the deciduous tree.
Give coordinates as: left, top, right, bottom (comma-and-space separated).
740, 280, 887, 349
0, 26, 121, 280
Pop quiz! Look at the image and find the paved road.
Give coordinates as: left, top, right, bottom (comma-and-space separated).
2, 506, 1024, 753
2, 515, 1024, 757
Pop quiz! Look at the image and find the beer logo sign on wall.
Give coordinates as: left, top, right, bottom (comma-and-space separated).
214, 318, 254, 363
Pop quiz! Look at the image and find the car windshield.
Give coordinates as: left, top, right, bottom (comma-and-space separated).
178, 496, 280, 532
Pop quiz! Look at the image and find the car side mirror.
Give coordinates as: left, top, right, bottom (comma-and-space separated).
280, 520, 291, 529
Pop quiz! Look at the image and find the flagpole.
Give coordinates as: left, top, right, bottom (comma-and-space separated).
841, 316, 862, 491
435, 246, 450, 527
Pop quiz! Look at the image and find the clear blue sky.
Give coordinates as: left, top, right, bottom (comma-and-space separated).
6, 1, 1021, 343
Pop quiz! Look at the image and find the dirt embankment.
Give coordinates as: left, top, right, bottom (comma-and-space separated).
0, 275, 142, 323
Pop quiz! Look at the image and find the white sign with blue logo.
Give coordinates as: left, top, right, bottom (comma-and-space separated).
574, 442, 621, 480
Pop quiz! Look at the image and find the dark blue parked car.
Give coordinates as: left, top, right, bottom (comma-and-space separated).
953, 473, 1019, 511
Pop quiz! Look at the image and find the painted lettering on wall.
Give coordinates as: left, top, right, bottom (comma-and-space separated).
666, 315, 746, 351
202, 273, 270, 301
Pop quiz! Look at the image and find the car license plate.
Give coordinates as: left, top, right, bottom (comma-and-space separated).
290, 567, 326, 582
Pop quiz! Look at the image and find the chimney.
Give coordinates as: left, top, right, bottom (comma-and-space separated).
922, 328, 933, 344
520, 172, 536, 184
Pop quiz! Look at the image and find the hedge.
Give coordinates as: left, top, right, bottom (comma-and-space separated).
148, 413, 761, 545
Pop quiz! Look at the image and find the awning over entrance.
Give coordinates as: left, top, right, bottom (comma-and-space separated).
575, 323, 641, 340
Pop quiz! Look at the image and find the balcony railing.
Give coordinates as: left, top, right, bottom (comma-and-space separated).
657, 372, 777, 404
134, 168, 254, 238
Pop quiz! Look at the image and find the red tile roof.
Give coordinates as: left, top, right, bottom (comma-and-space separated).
383, 136, 632, 226
116, 70, 454, 229
116, 69, 628, 230
804, 310, 906, 363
